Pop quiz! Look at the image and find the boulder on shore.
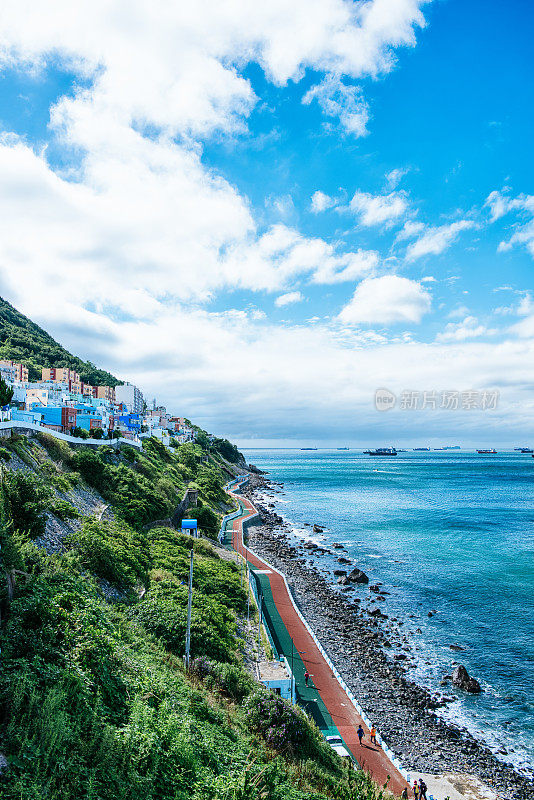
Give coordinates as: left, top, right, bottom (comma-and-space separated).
452, 665, 482, 694
346, 567, 369, 584
313, 524, 324, 533
333, 569, 347, 576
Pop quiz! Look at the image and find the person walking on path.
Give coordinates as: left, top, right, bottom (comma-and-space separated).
401, 788, 408, 800
370, 726, 377, 745
357, 725, 364, 745
304, 670, 310, 686
412, 781, 419, 799
418, 779, 428, 800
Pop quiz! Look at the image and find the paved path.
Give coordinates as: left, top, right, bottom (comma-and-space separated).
227, 488, 410, 797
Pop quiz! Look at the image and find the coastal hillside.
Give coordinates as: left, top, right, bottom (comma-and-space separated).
0, 430, 355, 799
0, 297, 118, 385
0, 402, 379, 796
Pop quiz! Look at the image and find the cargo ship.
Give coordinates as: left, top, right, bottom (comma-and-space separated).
476, 449, 497, 454
364, 447, 397, 456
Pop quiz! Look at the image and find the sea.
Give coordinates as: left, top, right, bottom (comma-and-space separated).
241, 448, 534, 776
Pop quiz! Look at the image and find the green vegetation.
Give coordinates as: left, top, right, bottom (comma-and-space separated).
0, 296, 119, 385
0, 375, 14, 407
210, 436, 244, 465
3, 471, 50, 539
0, 427, 387, 799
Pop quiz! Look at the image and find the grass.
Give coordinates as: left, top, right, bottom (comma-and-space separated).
0, 433, 390, 800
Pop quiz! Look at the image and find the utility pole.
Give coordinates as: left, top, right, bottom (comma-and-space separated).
184, 548, 194, 669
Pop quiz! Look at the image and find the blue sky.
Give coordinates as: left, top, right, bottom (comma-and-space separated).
0, 0, 532, 446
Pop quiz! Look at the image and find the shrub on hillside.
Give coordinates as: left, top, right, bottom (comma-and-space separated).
149, 528, 247, 612
51, 499, 80, 521
190, 657, 253, 701
130, 577, 238, 662
3, 471, 51, 538
211, 437, 243, 464
72, 448, 172, 527
185, 503, 220, 540
35, 431, 75, 464
245, 689, 340, 769
65, 518, 150, 591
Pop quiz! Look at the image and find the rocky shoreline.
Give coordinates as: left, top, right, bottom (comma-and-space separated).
240, 473, 534, 800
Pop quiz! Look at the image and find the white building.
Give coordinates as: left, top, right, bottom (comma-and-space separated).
258, 658, 294, 702
115, 382, 144, 413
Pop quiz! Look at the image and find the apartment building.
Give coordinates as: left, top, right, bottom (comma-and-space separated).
114, 383, 143, 413
42, 367, 80, 385
0, 360, 29, 382
93, 385, 116, 404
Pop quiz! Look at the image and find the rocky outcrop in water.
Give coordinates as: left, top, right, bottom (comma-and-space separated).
452, 665, 482, 694
347, 566, 369, 584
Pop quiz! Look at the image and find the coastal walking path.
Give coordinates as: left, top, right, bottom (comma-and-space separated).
224, 484, 411, 797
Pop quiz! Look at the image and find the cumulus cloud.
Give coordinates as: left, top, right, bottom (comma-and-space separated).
436, 316, 495, 342
338, 275, 431, 325
310, 190, 336, 213
275, 291, 304, 307
4, 1, 533, 440
303, 76, 369, 136
404, 220, 475, 261
349, 189, 408, 227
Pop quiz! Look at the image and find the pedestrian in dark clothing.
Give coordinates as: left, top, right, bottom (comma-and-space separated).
419, 779, 427, 800
357, 725, 364, 745
401, 788, 408, 800
304, 670, 309, 686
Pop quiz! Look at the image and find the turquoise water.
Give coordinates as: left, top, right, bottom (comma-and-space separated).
242, 449, 534, 774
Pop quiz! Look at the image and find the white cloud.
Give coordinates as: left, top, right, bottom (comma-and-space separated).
310, 190, 335, 213
0, 0, 431, 315
386, 167, 409, 189
486, 190, 534, 257
5, 3, 534, 440
436, 316, 494, 342
447, 305, 470, 319
404, 220, 475, 261
303, 76, 369, 136
349, 189, 408, 226
275, 291, 304, 307
396, 219, 425, 240
312, 249, 378, 283
421, 275, 436, 282
338, 275, 431, 325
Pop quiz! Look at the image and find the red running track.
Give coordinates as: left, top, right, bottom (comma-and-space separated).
230, 490, 409, 797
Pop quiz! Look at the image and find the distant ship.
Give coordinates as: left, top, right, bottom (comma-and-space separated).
516, 448, 534, 453
364, 447, 397, 456
337, 447, 349, 450
476, 449, 497, 454
301, 447, 318, 451
413, 447, 430, 451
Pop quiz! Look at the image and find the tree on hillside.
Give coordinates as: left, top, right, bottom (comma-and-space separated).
0, 376, 14, 408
